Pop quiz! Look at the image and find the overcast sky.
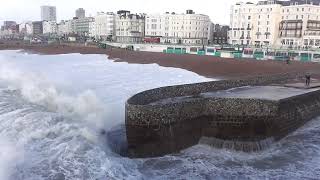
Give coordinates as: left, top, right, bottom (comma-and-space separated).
0, 0, 257, 25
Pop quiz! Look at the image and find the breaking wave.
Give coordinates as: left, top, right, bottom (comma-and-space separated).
0, 60, 107, 129
0, 55, 139, 179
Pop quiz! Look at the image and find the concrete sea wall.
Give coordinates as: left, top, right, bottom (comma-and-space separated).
125, 73, 320, 158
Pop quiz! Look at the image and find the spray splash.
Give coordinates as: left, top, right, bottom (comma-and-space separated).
0, 137, 23, 180
0, 60, 107, 129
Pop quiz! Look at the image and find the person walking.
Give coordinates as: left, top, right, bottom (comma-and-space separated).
305, 73, 311, 86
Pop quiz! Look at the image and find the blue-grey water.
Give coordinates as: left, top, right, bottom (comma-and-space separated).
0, 50, 319, 180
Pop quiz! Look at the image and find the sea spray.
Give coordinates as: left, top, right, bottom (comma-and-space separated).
0, 89, 129, 180
0, 59, 108, 130
0, 58, 115, 179
0, 137, 23, 180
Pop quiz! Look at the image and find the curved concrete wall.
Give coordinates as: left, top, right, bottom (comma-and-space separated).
125, 73, 319, 158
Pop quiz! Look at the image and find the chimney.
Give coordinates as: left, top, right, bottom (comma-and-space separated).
186, 10, 194, 14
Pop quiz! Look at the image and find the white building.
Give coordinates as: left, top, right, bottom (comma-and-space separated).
18, 22, 35, 35
229, 0, 320, 49
19, 23, 28, 35
144, 14, 164, 41
89, 21, 96, 37
43, 21, 58, 35
229, 2, 256, 46
115, 10, 145, 43
145, 10, 211, 45
57, 20, 73, 35
26, 22, 33, 35
279, 1, 320, 49
93, 12, 115, 40
72, 17, 94, 35
41, 6, 57, 22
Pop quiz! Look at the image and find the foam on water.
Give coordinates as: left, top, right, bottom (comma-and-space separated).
0, 50, 319, 180
0, 59, 106, 129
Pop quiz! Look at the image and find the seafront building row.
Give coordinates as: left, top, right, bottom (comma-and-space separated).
2, 0, 320, 49
0, 8, 227, 45
229, 0, 320, 49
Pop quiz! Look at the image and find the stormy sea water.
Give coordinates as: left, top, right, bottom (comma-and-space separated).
0, 50, 319, 180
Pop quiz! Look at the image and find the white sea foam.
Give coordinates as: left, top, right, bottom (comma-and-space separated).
0, 137, 23, 180
0, 59, 107, 130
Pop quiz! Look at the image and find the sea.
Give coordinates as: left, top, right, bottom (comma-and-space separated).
0, 50, 319, 180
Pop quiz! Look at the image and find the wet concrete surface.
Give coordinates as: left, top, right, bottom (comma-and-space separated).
200, 86, 320, 100
284, 82, 320, 89
150, 86, 320, 105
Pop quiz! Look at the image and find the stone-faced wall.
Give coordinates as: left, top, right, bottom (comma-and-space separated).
126, 73, 318, 158
276, 90, 320, 138
127, 73, 304, 106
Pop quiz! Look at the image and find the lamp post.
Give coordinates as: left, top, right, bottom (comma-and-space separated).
307, 37, 311, 61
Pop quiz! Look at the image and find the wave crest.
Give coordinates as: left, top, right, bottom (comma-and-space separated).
0, 59, 107, 128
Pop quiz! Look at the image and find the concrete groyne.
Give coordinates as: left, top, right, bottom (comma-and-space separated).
125, 73, 320, 158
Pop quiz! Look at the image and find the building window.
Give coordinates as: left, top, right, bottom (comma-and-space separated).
310, 39, 314, 46
151, 24, 157, 29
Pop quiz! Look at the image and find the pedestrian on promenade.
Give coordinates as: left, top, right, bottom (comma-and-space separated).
286, 56, 293, 65
286, 58, 290, 65
305, 73, 311, 86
